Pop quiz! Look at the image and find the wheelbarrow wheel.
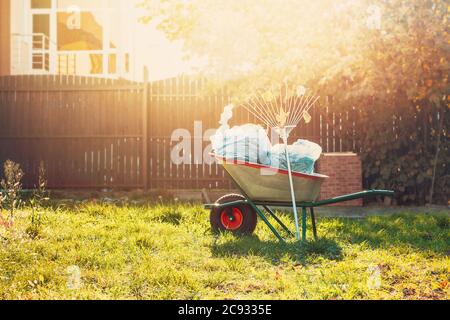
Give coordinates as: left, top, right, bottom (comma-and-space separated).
210, 194, 257, 235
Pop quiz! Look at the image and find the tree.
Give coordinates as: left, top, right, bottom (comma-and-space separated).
141, 0, 449, 204
140, 0, 372, 98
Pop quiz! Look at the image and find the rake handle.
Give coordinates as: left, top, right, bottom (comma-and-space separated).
282, 133, 301, 241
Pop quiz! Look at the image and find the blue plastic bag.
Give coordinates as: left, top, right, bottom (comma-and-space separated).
269, 140, 322, 174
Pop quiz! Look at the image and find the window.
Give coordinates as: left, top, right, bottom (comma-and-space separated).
32, 14, 50, 38
29, 0, 131, 76
31, 0, 51, 9
32, 14, 50, 71
57, 12, 104, 50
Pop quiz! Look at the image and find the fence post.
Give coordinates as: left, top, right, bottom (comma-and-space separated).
142, 67, 149, 191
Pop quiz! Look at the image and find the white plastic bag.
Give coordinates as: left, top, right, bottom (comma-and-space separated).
211, 124, 271, 164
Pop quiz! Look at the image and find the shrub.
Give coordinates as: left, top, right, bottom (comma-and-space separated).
27, 161, 49, 239
0, 160, 24, 227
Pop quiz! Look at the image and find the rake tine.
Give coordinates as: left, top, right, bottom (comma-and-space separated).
292, 94, 318, 126
292, 96, 320, 127
243, 100, 277, 128
289, 93, 311, 126
253, 93, 279, 128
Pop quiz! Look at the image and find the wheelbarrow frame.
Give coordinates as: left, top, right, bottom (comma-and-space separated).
205, 182, 394, 243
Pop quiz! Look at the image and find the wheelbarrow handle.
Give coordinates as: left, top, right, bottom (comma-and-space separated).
307, 189, 394, 207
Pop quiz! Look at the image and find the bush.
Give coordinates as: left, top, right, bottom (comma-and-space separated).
0, 160, 24, 226
320, 0, 449, 205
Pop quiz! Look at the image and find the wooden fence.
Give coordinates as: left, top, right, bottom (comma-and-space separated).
0, 74, 357, 189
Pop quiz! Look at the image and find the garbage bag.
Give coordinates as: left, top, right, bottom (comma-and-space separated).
211, 124, 271, 164
269, 139, 322, 174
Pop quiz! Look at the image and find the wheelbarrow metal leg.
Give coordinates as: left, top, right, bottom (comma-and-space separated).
310, 207, 318, 240
248, 202, 285, 243
262, 205, 294, 237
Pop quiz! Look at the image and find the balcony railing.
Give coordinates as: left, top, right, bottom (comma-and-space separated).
12, 33, 55, 75
11, 33, 127, 78
57, 54, 77, 75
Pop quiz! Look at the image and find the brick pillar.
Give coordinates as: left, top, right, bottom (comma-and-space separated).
317, 153, 363, 206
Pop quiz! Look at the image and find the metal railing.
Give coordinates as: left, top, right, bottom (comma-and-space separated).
11, 33, 127, 78
57, 54, 77, 75
11, 33, 56, 75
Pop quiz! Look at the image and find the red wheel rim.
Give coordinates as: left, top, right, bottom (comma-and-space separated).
220, 207, 244, 230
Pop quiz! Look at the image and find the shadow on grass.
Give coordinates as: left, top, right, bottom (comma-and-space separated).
211, 235, 343, 265
211, 213, 450, 263
323, 214, 450, 255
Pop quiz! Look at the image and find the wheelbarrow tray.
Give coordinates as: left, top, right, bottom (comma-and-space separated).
217, 156, 328, 203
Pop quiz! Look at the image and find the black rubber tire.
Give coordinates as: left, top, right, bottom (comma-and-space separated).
210, 194, 257, 235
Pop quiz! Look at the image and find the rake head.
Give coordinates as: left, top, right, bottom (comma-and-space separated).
241, 85, 320, 136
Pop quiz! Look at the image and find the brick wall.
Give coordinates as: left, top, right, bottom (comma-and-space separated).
317, 153, 363, 207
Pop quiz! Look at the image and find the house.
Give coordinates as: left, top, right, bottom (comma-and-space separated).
0, 0, 139, 79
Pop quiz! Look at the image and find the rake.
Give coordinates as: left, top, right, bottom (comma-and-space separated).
240, 85, 320, 240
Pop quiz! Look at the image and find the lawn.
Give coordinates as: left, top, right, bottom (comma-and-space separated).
0, 202, 448, 300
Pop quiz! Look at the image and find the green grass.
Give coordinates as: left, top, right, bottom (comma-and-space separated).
0, 202, 448, 300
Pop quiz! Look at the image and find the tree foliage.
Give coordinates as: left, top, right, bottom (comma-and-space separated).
140, 0, 369, 97
141, 0, 449, 204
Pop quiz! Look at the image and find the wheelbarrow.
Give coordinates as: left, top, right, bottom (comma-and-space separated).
205, 155, 394, 242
